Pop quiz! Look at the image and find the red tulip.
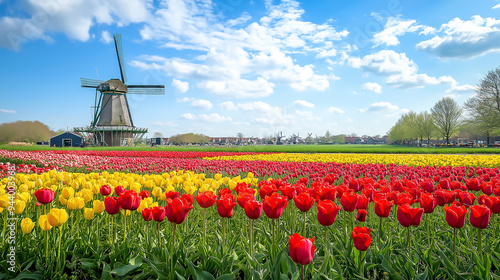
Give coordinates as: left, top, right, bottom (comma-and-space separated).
166, 197, 194, 224
165, 191, 179, 200
237, 193, 255, 208
316, 200, 341, 226
484, 196, 500, 214
151, 206, 166, 222
279, 184, 296, 200
244, 200, 263, 219
263, 193, 288, 219
469, 205, 491, 229
294, 192, 315, 212
139, 190, 150, 199
195, 191, 217, 208
142, 207, 153, 221
434, 189, 456, 206
289, 233, 315, 265
443, 204, 468, 229
355, 195, 369, 210
34, 188, 55, 205
419, 193, 437, 214
115, 186, 126, 196
104, 196, 121, 215
217, 195, 237, 218
397, 204, 424, 227
320, 187, 337, 201
352, 226, 372, 251
180, 194, 193, 206
457, 192, 476, 207
341, 192, 358, 212
356, 209, 367, 222
120, 190, 139, 210
374, 199, 393, 218
100, 185, 111, 196
259, 184, 277, 200
218, 188, 233, 198
349, 179, 362, 192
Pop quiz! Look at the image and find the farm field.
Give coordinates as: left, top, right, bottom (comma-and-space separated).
2, 144, 500, 154
0, 150, 499, 279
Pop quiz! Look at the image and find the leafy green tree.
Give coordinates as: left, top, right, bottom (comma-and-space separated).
431, 97, 463, 145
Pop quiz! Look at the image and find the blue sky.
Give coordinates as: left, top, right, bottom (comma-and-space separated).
1, 0, 500, 139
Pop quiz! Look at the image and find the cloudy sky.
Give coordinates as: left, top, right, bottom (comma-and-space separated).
1, 0, 499, 138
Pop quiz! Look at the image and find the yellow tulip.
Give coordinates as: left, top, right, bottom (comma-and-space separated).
93, 200, 105, 214
0, 208, 3, 213
59, 195, 68, 206
39, 215, 52, 231
21, 218, 35, 234
16, 192, 31, 203
214, 173, 222, 180
0, 194, 9, 208
137, 200, 148, 213
84, 208, 94, 220
62, 187, 75, 199
35, 178, 43, 188
80, 189, 93, 203
47, 208, 69, 227
67, 197, 85, 210
14, 199, 26, 215
18, 184, 28, 193
121, 209, 131, 216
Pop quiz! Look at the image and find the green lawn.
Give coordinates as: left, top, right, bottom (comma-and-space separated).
1, 144, 500, 154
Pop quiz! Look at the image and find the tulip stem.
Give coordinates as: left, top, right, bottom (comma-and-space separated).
249, 219, 254, 258
272, 219, 276, 261
324, 226, 328, 258
407, 227, 411, 260
1, 210, 6, 248
478, 228, 483, 263
358, 250, 362, 273
96, 216, 99, 252
453, 228, 457, 266
57, 224, 63, 271
303, 211, 307, 237
45, 230, 48, 263
378, 217, 382, 249
171, 223, 176, 280
301, 265, 304, 280
203, 208, 207, 245
426, 214, 430, 246
123, 214, 127, 243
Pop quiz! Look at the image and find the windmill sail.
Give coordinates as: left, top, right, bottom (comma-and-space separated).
113, 34, 128, 84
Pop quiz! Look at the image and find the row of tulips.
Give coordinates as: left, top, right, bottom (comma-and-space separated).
2, 166, 499, 279
3, 150, 500, 178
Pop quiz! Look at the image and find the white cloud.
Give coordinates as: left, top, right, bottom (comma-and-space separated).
293, 100, 314, 108
172, 79, 189, 93
198, 114, 232, 122
416, 15, 500, 58
131, 0, 346, 98
493, 4, 500, 9
359, 102, 399, 113
219, 101, 236, 111
372, 17, 432, 47
362, 82, 382, 93
0, 0, 151, 50
0, 109, 16, 114
181, 113, 197, 120
177, 97, 212, 109
100, 31, 112, 44
191, 99, 213, 110
152, 121, 178, 127
327, 107, 345, 114
445, 83, 476, 93
294, 110, 321, 121
347, 50, 454, 88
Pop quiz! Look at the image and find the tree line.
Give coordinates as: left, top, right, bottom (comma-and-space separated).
0, 121, 57, 144
389, 67, 500, 146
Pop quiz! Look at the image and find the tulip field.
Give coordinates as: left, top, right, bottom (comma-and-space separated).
1, 149, 500, 279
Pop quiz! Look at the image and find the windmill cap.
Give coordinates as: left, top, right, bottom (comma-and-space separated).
98, 79, 128, 93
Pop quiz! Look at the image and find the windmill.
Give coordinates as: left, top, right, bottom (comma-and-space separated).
74, 34, 165, 146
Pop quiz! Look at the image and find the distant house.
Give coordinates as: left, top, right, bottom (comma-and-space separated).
345, 137, 363, 144
50, 132, 82, 147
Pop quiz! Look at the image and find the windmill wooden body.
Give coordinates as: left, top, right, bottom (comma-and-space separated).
74, 34, 165, 146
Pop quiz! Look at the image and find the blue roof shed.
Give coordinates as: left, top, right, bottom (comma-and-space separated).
50, 132, 83, 147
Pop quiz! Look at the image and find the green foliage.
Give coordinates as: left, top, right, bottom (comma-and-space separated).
170, 133, 210, 145
0, 121, 56, 144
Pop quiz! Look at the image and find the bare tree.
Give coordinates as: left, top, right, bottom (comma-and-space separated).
464, 96, 500, 145
474, 67, 500, 115
431, 97, 463, 145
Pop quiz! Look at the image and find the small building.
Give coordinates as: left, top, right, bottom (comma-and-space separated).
50, 132, 83, 147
